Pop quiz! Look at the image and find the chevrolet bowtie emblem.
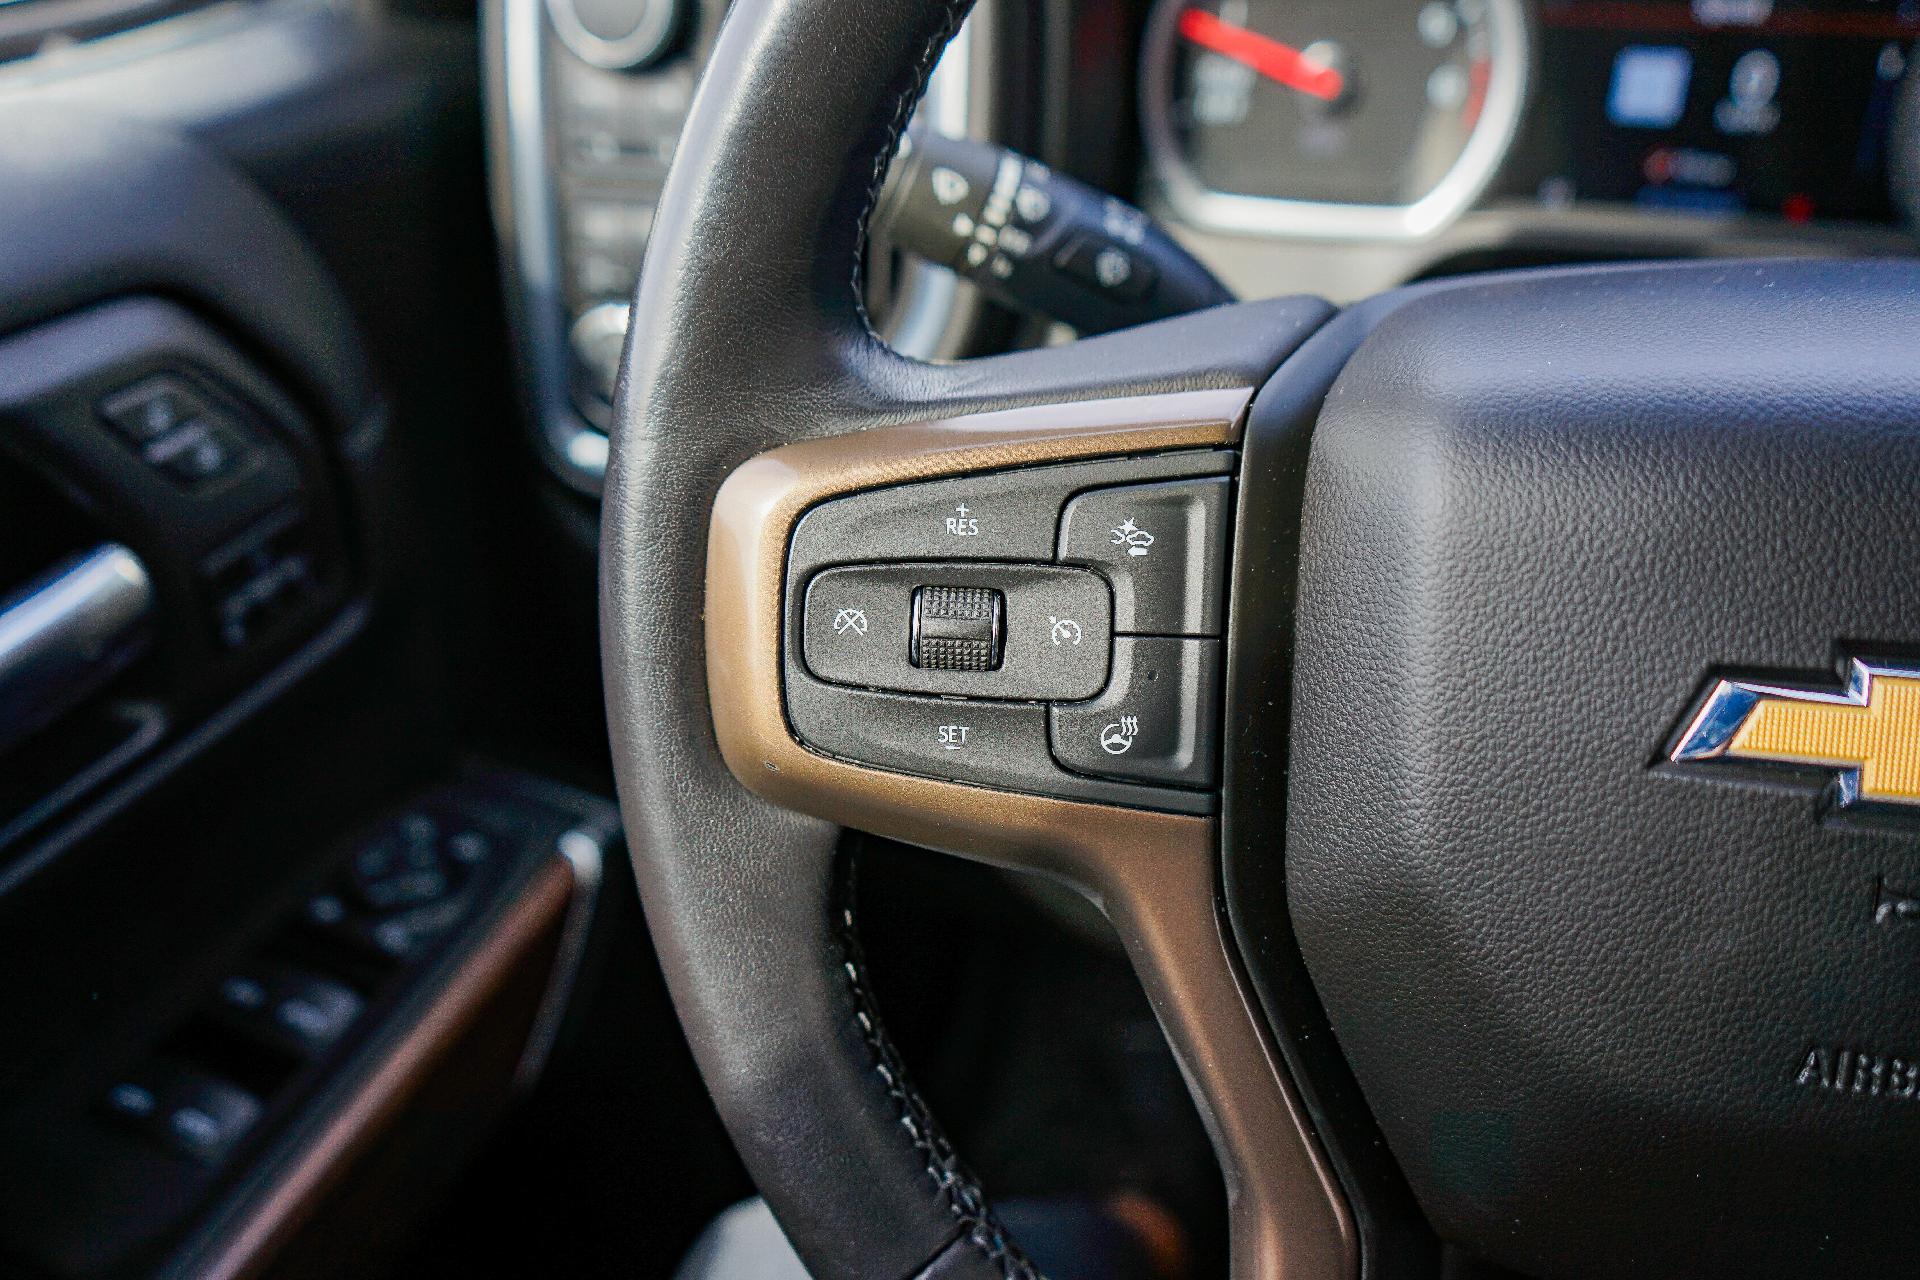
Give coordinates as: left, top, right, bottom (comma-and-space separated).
1671, 659, 1920, 807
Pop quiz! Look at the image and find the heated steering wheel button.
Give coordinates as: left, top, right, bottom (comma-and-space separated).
1058, 476, 1230, 635
1050, 637, 1220, 788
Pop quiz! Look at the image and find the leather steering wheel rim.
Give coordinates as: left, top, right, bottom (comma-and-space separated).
599, 1, 1341, 1275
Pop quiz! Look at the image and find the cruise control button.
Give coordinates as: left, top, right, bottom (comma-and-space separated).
1050, 637, 1220, 788
803, 563, 1111, 700
1058, 476, 1230, 635
145, 420, 247, 486
787, 684, 1055, 792
98, 375, 208, 445
792, 468, 1071, 565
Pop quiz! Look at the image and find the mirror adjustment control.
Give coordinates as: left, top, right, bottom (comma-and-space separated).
911, 585, 1003, 671
1058, 476, 1230, 635
803, 563, 1111, 700
1050, 637, 1221, 788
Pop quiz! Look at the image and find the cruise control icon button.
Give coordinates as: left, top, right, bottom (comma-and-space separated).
802, 563, 1109, 700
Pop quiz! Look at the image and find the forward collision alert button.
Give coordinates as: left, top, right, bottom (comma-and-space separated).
1058, 476, 1230, 635
1050, 637, 1221, 788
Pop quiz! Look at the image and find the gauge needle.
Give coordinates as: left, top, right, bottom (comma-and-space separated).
1177, 8, 1345, 102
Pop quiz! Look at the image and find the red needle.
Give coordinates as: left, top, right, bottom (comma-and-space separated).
1177, 7, 1346, 102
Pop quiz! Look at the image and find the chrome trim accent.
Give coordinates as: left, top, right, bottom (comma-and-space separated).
486, 0, 608, 494
1138, 0, 1530, 243
568, 299, 631, 404
0, 545, 152, 745
514, 825, 607, 1088
883, 10, 976, 360
1671, 659, 1920, 808
486, 0, 985, 494
545, 0, 675, 71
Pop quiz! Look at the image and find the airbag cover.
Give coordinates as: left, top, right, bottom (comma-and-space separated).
1286, 261, 1920, 1277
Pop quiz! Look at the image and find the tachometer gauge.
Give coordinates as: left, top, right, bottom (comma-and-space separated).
1142, 0, 1529, 240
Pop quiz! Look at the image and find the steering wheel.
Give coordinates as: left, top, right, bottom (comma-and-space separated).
600, 1, 1920, 1277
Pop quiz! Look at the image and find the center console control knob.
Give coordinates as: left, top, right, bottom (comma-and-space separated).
569, 301, 631, 405
547, 0, 682, 70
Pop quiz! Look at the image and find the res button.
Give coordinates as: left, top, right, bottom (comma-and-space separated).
792, 468, 1072, 564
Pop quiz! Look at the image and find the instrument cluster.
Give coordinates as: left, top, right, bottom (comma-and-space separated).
1141, 0, 1920, 241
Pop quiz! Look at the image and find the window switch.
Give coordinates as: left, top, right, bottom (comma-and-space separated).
158, 1074, 261, 1167
101, 1063, 262, 1167
214, 966, 363, 1059
272, 975, 362, 1054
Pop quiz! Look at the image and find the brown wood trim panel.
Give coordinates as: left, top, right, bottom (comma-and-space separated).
705, 388, 1356, 1280
196, 854, 575, 1280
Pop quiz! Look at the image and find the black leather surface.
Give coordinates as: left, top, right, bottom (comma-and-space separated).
1287, 260, 1920, 1277
597, 1, 1330, 1276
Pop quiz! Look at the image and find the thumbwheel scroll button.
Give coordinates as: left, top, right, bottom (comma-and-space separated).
911, 585, 1004, 671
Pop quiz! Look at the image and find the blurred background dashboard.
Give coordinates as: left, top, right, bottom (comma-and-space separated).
481, 0, 1920, 495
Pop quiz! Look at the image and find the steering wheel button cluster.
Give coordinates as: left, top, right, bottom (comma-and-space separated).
801, 563, 1111, 701
1050, 637, 1221, 788
1058, 476, 1230, 635
783, 450, 1234, 811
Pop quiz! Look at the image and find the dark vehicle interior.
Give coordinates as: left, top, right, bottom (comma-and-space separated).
1, 0, 1917, 1276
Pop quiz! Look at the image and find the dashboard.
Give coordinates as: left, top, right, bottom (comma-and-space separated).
1146, 0, 1919, 233
484, 0, 1920, 492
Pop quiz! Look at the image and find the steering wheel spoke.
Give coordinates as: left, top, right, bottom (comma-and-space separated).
704, 378, 1352, 1279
